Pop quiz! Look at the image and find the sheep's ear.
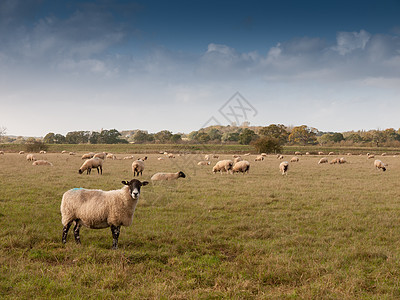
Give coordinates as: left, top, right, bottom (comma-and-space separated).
122, 180, 129, 185
142, 181, 149, 186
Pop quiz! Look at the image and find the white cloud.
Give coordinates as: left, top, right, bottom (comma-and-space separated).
333, 29, 371, 55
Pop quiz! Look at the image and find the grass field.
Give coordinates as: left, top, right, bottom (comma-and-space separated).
1, 151, 400, 298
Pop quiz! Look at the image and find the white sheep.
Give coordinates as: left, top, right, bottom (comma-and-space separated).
0, 151, 4, 155
131, 159, 145, 176
347, 153, 352, 156
279, 161, 289, 175
244, 153, 251, 156
26, 154, 37, 161
33, 160, 53, 166
19, 151, 25, 154
204, 154, 210, 161
140, 156, 148, 161
232, 160, 250, 174
381, 153, 387, 156
295, 151, 302, 156
79, 158, 103, 175
93, 152, 107, 159
305, 152, 310, 155
290, 156, 299, 162
123, 155, 134, 160
277, 155, 284, 160
69, 152, 76, 156
61, 179, 149, 249
197, 161, 211, 165
368, 154, 375, 159
157, 157, 164, 161
318, 157, 328, 164
106, 153, 117, 160
61, 150, 68, 154
261, 153, 267, 157
328, 152, 334, 155
330, 158, 340, 164
318, 151, 324, 155
212, 160, 233, 174
255, 155, 264, 161
374, 159, 387, 171
234, 157, 242, 163
339, 157, 347, 164
151, 171, 186, 181
167, 153, 175, 159
82, 153, 95, 160
39, 150, 47, 154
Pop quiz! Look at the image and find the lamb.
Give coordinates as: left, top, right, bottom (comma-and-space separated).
374, 159, 387, 171
61, 179, 149, 249
318, 157, 328, 164
131, 159, 145, 176
93, 152, 107, 160
82, 153, 95, 159
212, 160, 234, 174
290, 156, 299, 162
255, 155, 264, 161
79, 158, 103, 175
33, 160, 53, 166
279, 161, 289, 175
151, 171, 186, 181
232, 160, 250, 174
26, 154, 37, 161
234, 157, 242, 163
197, 161, 211, 165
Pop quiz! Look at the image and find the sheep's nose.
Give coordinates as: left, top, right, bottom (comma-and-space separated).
133, 192, 139, 198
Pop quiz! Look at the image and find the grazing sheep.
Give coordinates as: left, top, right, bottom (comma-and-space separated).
213, 155, 219, 159
244, 153, 251, 156
234, 157, 242, 163
368, 154, 375, 159
94, 152, 107, 160
19, 151, 25, 154
82, 153, 95, 160
79, 158, 103, 175
163, 151, 168, 155
131, 160, 145, 176
232, 160, 250, 174
157, 157, 164, 160
26, 154, 37, 161
61, 179, 149, 249
33, 160, 53, 166
381, 153, 387, 156
106, 153, 117, 160
279, 161, 289, 175
305, 152, 310, 155
295, 151, 302, 156
277, 155, 284, 160
0, 151, 4, 155
328, 152, 334, 155
69, 152, 76, 156
123, 155, 134, 160
197, 161, 211, 165
212, 160, 234, 174
339, 157, 347, 164
204, 154, 210, 161
255, 155, 264, 161
318, 151, 324, 155
61, 150, 68, 154
290, 156, 299, 162
374, 159, 387, 171
330, 158, 340, 164
261, 153, 267, 157
318, 157, 328, 164
39, 150, 46, 154
151, 171, 186, 181
167, 153, 175, 159
140, 156, 148, 161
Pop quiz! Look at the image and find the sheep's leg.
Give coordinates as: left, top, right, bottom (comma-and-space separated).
62, 221, 73, 244
87, 168, 91, 175
111, 225, 121, 250
100, 165, 102, 175
73, 220, 81, 244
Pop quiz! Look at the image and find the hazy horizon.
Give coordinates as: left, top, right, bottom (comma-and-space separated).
1, 0, 400, 137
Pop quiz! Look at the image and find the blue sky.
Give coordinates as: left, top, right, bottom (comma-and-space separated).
1, 0, 400, 136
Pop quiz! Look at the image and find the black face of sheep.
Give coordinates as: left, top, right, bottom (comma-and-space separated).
122, 179, 149, 199
178, 171, 186, 178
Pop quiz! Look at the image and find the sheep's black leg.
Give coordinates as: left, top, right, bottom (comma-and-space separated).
62, 221, 73, 244
111, 225, 121, 250
73, 220, 81, 244
87, 168, 91, 175
100, 166, 102, 175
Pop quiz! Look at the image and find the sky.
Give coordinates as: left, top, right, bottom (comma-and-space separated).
0, 0, 400, 137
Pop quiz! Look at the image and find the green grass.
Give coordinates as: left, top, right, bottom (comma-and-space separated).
1, 151, 400, 298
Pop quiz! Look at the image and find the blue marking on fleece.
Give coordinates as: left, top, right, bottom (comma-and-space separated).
71, 188, 84, 191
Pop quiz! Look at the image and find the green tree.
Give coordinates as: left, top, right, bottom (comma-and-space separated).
331, 133, 344, 143
54, 134, 66, 144
65, 131, 90, 144
89, 131, 100, 144
133, 130, 153, 144
43, 132, 55, 144
170, 134, 182, 143
221, 132, 240, 142
154, 130, 173, 143
196, 132, 211, 143
288, 125, 318, 145
239, 128, 257, 145
259, 124, 288, 143
345, 133, 363, 143
252, 137, 282, 154
207, 128, 222, 142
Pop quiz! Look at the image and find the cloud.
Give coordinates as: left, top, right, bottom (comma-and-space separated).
333, 29, 371, 55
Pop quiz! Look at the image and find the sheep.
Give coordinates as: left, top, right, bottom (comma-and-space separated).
330, 158, 340, 164
368, 154, 375, 159
167, 153, 175, 159
39, 150, 46, 154
157, 157, 164, 160
212, 160, 233, 174
106, 153, 117, 160
279, 161, 289, 175
305, 152, 310, 155
232, 160, 250, 174
347, 153, 352, 156
339, 157, 347, 164
94, 152, 107, 160
232, 154, 240, 158
131, 159, 145, 176
328, 152, 334, 155
318, 157, 328, 164
197, 161, 211, 165
163, 151, 168, 155
318, 151, 324, 155
79, 158, 103, 175
261, 153, 267, 157
255, 155, 264, 161
277, 155, 284, 160
374, 159, 387, 171
33, 160, 53, 166
204, 154, 210, 161
295, 151, 302, 156
123, 155, 134, 160
69, 152, 76, 156
234, 157, 242, 163
244, 153, 251, 156
19, 151, 25, 154
290, 156, 299, 162
26, 154, 37, 161
381, 153, 387, 156
61, 179, 149, 249
212, 155, 219, 159
140, 156, 148, 161
0, 151, 4, 155
82, 153, 95, 160
61, 150, 68, 154
151, 171, 186, 181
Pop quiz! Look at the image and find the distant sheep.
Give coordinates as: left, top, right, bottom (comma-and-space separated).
339, 157, 347, 164
234, 157, 242, 163
204, 155, 210, 161
69, 152, 76, 156
157, 157, 164, 160
26, 154, 37, 161
131, 159, 145, 176
79, 158, 103, 175
82, 153, 95, 160
330, 158, 340, 164
381, 153, 387, 156
39, 150, 46, 154
93, 152, 107, 160
318, 157, 328, 164
123, 155, 134, 160
368, 154, 375, 159
140, 156, 148, 161
318, 152, 324, 155
277, 155, 284, 160
232, 160, 250, 174
328, 152, 334, 155
279, 161, 289, 175
19, 151, 25, 154
243, 153, 251, 156
167, 153, 175, 159
290, 156, 299, 162
232, 154, 240, 158
197, 161, 211, 165
151, 171, 186, 181
305, 152, 310, 155
212, 160, 233, 174
106, 153, 117, 160
347, 153, 352, 156
212, 155, 219, 159
255, 155, 264, 161
61, 150, 68, 154
295, 151, 302, 156
61, 179, 149, 249
0, 151, 4, 155
33, 160, 53, 166
374, 159, 387, 172
261, 153, 267, 157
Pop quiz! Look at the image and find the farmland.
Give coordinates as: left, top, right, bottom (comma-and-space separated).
1, 149, 400, 298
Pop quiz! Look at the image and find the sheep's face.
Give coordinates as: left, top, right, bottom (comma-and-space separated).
122, 179, 149, 200
178, 171, 186, 178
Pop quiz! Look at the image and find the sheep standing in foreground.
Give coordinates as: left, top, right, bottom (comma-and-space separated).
279, 161, 289, 175
26, 154, 37, 161
232, 160, 250, 174
374, 159, 387, 171
132, 159, 145, 176
79, 158, 103, 175
290, 156, 299, 162
212, 160, 233, 174
151, 171, 186, 181
33, 160, 53, 166
318, 157, 328, 164
61, 179, 149, 249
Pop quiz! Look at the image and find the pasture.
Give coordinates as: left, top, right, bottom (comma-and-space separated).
1, 151, 400, 298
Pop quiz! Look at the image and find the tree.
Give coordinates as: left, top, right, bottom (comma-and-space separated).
207, 128, 222, 142
196, 132, 211, 143
133, 130, 153, 144
89, 131, 101, 144
259, 124, 288, 143
65, 131, 90, 144
43, 132, 56, 144
170, 134, 182, 143
100, 129, 127, 144
221, 132, 240, 142
154, 130, 173, 143
345, 133, 363, 143
0, 126, 6, 142
330, 132, 344, 143
54, 134, 66, 144
252, 137, 282, 154
239, 128, 257, 145
288, 125, 318, 145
